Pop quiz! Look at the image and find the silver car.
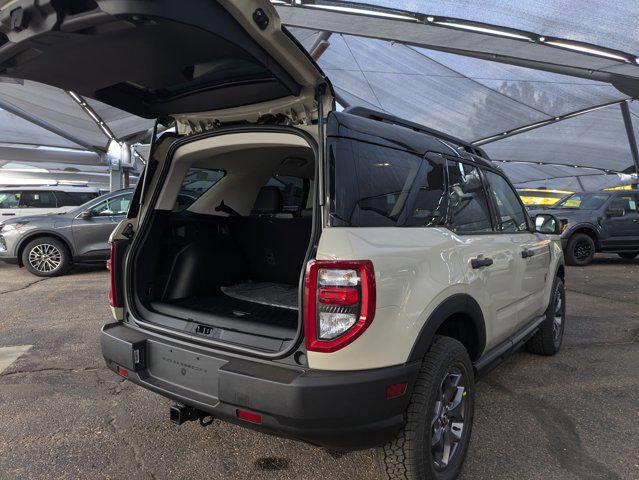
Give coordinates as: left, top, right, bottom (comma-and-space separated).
0, 189, 133, 277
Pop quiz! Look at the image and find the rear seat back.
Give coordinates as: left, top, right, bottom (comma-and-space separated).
234, 186, 311, 285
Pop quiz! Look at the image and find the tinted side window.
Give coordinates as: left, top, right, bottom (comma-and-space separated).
609, 194, 638, 214
20, 191, 57, 208
403, 157, 447, 227
266, 175, 306, 213
90, 194, 132, 216
174, 168, 225, 212
330, 139, 422, 227
446, 161, 493, 233
485, 171, 529, 232
0, 191, 21, 209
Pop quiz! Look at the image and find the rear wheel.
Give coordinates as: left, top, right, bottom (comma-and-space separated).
377, 336, 474, 480
565, 233, 595, 266
525, 278, 565, 356
617, 252, 638, 260
22, 237, 71, 277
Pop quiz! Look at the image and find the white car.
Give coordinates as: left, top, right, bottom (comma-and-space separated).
0, 2, 566, 479
0, 186, 100, 219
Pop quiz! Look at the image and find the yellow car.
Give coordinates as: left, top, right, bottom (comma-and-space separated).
517, 188, 573, 208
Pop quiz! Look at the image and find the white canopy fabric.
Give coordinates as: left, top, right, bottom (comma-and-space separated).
281, 0, 639, 188
1, 0, 639, 190
0, 79, 154, 152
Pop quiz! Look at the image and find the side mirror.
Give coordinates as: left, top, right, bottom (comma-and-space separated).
78, 210, 93, 220
535, 214, 563, 235
606, 208, 625, 217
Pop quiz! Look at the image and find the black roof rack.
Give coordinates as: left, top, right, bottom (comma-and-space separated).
344, 106, 488, 159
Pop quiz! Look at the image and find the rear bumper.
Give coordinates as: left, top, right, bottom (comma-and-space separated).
101, 322, 420, 450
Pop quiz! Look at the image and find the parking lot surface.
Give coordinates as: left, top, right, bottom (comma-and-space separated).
0, 256, 638, 480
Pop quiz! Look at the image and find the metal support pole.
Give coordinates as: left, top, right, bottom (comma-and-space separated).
575, 175, 586, 191
620, 101, 639, 178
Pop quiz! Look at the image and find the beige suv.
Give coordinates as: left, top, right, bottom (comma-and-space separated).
0, 1, 566, 478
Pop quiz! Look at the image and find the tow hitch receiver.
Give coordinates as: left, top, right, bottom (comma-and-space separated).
170, 404, 214, 427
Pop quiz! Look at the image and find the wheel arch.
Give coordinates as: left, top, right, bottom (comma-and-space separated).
566, 225, 600, 249
408, 294, 486, 363
17, 232, 74, 267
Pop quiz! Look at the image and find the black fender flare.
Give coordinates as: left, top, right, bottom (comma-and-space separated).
407, 294, 486, 362
564, 223, 601, 248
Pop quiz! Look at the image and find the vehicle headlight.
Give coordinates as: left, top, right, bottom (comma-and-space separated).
0, 222, 28, 232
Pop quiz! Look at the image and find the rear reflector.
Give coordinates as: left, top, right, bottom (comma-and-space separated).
117, 365, 128, 378
236, 409, 262, 424
386, 382, 407, 399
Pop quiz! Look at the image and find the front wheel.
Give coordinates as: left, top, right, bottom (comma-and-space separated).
377, 336, 474, 480
565, 233, 595, 266
22, 237, 71, 277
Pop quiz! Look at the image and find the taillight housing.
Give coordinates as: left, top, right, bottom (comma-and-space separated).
304, 260, 376, 352
108, 240, 126, 308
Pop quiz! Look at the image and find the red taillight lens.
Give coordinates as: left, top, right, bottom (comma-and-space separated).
109, 240, 125, 308
236, 409, 262, 424
318, 286, 359, 305
304, 260, 376, 353
116, 365, 128, 378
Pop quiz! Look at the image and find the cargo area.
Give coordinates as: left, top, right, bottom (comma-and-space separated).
130, 131, 316, 353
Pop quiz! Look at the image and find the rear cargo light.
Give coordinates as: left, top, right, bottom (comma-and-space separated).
236, 409, 262, 424
304, 260, 376, 353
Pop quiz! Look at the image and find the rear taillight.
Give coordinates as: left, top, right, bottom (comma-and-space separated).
304, 260, 376, 352
108, 240, 125, 308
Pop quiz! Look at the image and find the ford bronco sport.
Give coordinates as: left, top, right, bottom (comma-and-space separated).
0, 1, 566, 478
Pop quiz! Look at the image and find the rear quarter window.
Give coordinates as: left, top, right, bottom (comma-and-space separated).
329, 139, 445, 227
174, 168, 225, 212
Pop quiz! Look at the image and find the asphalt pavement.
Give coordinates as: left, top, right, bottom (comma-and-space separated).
0, 256, 637, 479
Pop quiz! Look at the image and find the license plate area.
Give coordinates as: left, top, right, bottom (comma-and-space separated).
146, 340, 226, 399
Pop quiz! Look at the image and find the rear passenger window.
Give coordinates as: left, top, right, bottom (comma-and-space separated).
484, 171, 529, 232
446, 161, 493, 233
329, 139, 423, 226
0, 191, 21, 209
174, 168, 225, 212
19, 191, 57, 208
266, 175, 306, 213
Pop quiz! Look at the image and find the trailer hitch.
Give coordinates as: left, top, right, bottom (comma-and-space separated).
170, 403, 214, 427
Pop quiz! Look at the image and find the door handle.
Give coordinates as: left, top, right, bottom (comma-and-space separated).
1, 213, 15, 216
521, 249, 535, 259
471, 257, 494, 269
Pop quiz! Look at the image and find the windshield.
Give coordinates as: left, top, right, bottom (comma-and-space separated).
552, 193, 610, 210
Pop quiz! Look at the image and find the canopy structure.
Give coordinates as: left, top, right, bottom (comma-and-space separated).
1, 0, 639, 191
0, 78, 153, 189
277, 0, 639, 190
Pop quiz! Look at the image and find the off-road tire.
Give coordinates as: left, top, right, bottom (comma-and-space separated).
377, 336, 475, 480
525, 278, 565, 356
565, 233, 595, 266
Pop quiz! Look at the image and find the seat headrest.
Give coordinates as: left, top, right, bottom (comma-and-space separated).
251, 186, 283, 215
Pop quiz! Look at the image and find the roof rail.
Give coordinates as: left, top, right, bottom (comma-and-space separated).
344, 106, 488, 159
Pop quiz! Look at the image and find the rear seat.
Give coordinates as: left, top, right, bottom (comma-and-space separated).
232, 186, 311, 285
